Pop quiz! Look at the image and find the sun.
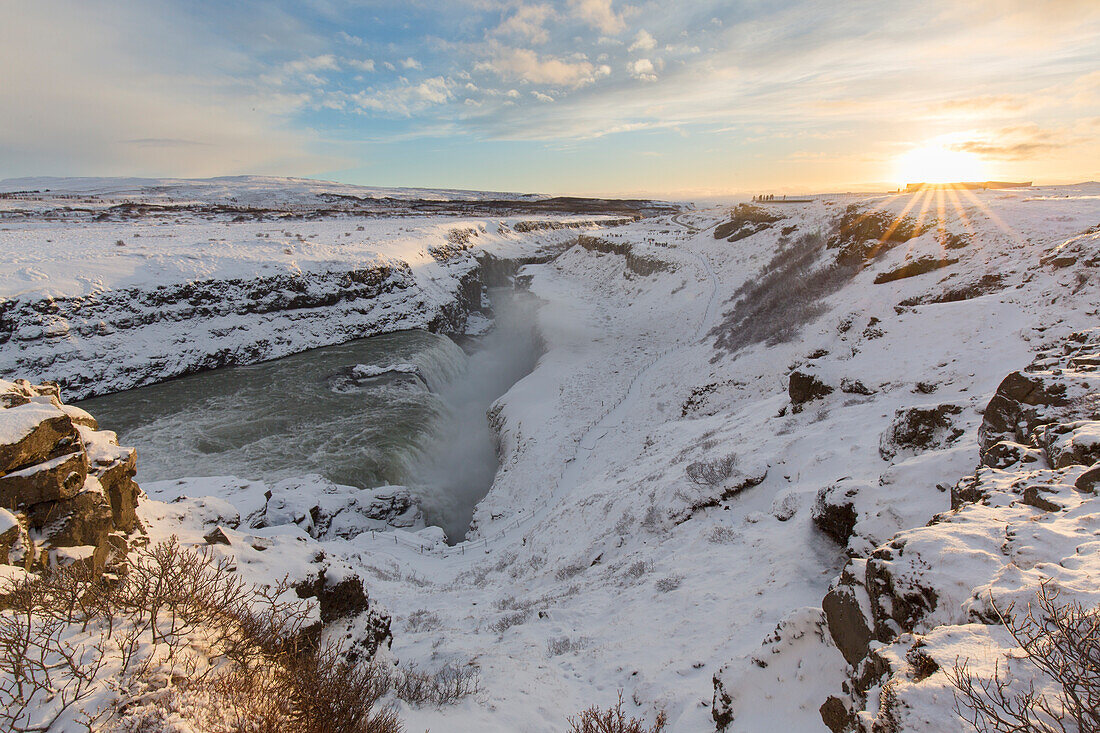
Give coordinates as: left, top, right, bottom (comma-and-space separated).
896, 143, 987, 185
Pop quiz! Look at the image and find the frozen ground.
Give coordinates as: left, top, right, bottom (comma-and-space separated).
4, 179, 1100, 731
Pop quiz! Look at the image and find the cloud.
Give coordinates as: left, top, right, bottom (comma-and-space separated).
629, 58, 656, 82
337, 31, 365, 47
400, 57, 422, 70
532, 91, 555, 102
346, 58, 376, 72
480, 45, 601, 87
568, 0, 628, 34
495, 4, 554, 44
947, 125, 1077, 160
285, 54, 340, 74
628, 29, 656, 53
352, 77, 455, 116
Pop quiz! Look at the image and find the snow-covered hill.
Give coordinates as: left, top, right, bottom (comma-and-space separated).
2, 180, 1099, 731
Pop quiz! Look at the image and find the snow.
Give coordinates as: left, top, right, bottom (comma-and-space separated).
0, 507, 16, 533
0, 401, 67, 445
3, 179, 1099, 731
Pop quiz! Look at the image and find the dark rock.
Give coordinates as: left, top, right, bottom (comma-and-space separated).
0, 450, 88, 507
879, 404, 964, 461
576, 235, 671, 276
204, 527, 232, 545
981, 440, 1042, 469
812, 484, 859, 546
822, 576, 874, 666
789, 370, 833, 410
0, 404, 82, 475
295, 570, 392, 657
27, 490, 114, 573
1074, 464, 1100, 493
94, 448, 140, 532
1035, 421, 1100, 468
713, 204, 782, 240
840, 378, 874, 396
951, 471, 990, 509
820, 696, 854, 733
711, 674, 734, 730
1020, 486, 1060, 512
873, 257, 959, 284
897, 273, 1005, 306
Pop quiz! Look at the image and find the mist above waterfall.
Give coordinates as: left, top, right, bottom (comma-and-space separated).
414, 288, 542, 542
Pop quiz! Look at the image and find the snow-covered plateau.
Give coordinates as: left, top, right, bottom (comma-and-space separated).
1, 178, 1099, 732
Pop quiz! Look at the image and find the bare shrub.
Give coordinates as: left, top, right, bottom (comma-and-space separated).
404, 608, 442, 633
0, 541, 401, 732
567, 692, 667, 733
705, 526, 740, 544
556, 560, 589, 581
654, 576, 682, 593
392, 663, 481, 707
710, 232, 856, 354
686, 454, 738, 486
948, 583, 1100, 732
548, 636, 589, 656
490, 610, 530, 634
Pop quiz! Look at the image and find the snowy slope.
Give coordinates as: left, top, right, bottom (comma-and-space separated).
5, 181, 1099, 731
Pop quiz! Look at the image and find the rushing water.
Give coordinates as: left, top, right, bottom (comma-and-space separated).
77, 289, 540, 542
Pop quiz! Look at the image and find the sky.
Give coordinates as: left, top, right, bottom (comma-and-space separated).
1, 0, 1098, 197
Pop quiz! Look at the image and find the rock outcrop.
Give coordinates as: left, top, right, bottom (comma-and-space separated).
817, 328, 1100, 731
576, 234, 673, 277
0, 379, 142, 577
788, 369, 833, 412
877, 403, 965, 461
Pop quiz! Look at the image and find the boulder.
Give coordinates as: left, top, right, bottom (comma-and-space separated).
26, 487, 115, 574
822, 566, 875, 667
294, 569, 392, 658
0, 403, 82, 475
94, 449, 140, 532
1075, 463, 1100, 493
812, 484, 860, 547
1036, 421, 1100, 468
789, 370, 833, 411
0, 451, 88, 508
878, 403, 964, 461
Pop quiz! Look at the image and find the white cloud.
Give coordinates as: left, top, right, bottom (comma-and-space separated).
352, 76, 454, 116
482, 45, 600, 87
568, 0, 629, 34
336, 31, 366, 47
285, 54, 339, 74
400, 57, 422, 70
346, 58, 375, 72
532, 91, 555, 102
628, 29, 656, 52
495, 4, 554, 44
629, 58, 657, 82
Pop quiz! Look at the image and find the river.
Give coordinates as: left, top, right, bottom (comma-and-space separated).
77, 289, 540, 543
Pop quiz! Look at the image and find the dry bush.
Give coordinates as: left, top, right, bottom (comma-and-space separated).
392, 663, 481, 707
0, 540, 401, 733
710, 232, 856, 354
567, 692, 667, 733
948, 583, 1100, 732
686, 454, 738, 486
